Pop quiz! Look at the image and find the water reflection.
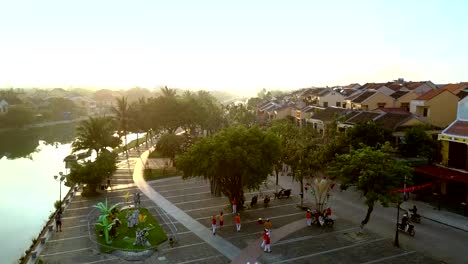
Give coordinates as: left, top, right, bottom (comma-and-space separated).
0, 123, 76, 159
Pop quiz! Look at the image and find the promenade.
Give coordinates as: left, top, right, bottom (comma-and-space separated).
31, 146, 467, 263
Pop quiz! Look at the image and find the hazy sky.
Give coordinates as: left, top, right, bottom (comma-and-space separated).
1, 0, 467, 96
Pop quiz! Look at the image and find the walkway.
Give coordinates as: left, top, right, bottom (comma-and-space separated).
133, 148, 241, 261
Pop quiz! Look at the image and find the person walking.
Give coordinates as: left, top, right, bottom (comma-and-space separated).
264, 218, 272, 232
306, 209, 312, 226
232, 198, 237, 214
218, 211, 224, 228
211, 216, 217, 235
55, 210, 62, 232
261, 229, 268, 249
264, 230, 272, 253
235, 213, 241, 232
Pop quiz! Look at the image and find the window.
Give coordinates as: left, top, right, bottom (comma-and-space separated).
423, 108, 428, 117
377, 102, 386, 108
336, 102, 341, 107
323, 102, 328, 107
401, 103, 409, 111
342, 102, 346, 108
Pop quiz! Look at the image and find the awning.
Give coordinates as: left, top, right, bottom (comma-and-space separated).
414, 165, 468, 184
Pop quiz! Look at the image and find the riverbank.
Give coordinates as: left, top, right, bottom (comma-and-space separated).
0, 115, 108, 133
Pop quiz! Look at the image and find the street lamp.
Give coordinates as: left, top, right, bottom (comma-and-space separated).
54, 172, 66, 207
433, 192, 441, 210
394, 175, 407, 247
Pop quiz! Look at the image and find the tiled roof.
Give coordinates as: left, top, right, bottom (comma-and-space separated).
415, 88, 449, 101
346, 111, 381, 123
318, 89, 331, 96
360, 83, 386, 90
309, 107, 347, 122
443, 120, 468, 137
374, 112, 411, 131
442, 83, 468, 94
376, 107, 410, 114
386, 83, 403, 91
390, 91, 409, 99
352, 91, 376, 103
405, 82, 425, 90
415, 165, 468, 184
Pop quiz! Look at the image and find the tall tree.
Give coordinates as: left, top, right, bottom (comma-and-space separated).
400, 125, 437, 162
329, 143, 412, 232
268, 119, 319, 206
72, 117, 120, 157
176, 126, 281, 206
156, 133, 184, 165
347, 122, 392, 149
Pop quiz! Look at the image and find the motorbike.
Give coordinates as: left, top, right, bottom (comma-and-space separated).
274, 188, 292, 199
263, 195, 270, 208
410, 213, 421, 223
322, 216, 334, 227
398, 222, 415, 236
250, 195, 258, 207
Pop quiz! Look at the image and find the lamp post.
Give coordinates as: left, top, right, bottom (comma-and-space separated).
394, 175, 407, 247
54, 172, 66, 207
433, 192, 441, 210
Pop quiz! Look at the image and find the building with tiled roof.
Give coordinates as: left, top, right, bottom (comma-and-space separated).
417, 96, 468, 205
390, 91, 418, 111
345, 90, 395, 111
337, 110, 426, 133
306, 107, 348, 134
441, 82, 468, 98
410, 89, 458, 128
399, 81, 437, 95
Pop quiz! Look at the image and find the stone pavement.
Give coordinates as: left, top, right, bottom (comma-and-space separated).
271, 172, 468, 233
133, 147, 241, 260
35, 145, 444, 264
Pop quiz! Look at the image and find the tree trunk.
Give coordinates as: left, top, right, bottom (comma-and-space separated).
275, 166, 279, 193
360, 205, 374, 232
300, 177, 304, 208
210, 179, 222, 197
136, 133, 139, 151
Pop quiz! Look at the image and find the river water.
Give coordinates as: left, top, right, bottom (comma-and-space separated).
0, 123, 143, 264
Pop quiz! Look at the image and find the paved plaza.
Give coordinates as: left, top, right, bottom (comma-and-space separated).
37, 147, 442, 264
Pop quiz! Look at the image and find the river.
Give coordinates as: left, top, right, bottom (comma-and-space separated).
0, 122, 143, 264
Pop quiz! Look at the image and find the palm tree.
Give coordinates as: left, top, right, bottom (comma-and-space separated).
72, 117, 120, 157
112, 96, 133, 174
112, 96, 130, 148
160, 86, 177, 98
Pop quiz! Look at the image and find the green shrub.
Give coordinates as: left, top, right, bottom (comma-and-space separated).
143, 168, 180, 181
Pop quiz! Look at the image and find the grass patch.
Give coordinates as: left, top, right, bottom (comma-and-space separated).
148, 149, 165, 158
95, 208, 167, 252
144, 168, 181, 181
114, 134, 149, 154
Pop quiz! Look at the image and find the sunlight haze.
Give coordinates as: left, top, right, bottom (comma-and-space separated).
1, 0, 467, 96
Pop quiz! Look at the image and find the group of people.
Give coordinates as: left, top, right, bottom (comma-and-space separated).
260, 218, 272, 253
306, 207, 332, 226
211, 211, 242, 235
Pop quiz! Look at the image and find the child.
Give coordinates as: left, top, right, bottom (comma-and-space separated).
211, 216, 217, 235
264, 230, 271, 253
218, 211, 224, 228
235, 213, 241, 232
261, 229, 268, 249
264, 218, 272, 234
232, 199, 237, 214
306, 209, 312, 226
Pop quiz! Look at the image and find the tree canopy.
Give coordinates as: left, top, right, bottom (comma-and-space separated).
72, 117, 120, 157
176, 125, 281, 205
329, 143, 412, 230
347, 122, 392, 149
400, 125, 437, 162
